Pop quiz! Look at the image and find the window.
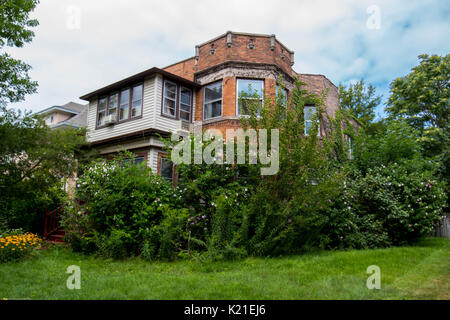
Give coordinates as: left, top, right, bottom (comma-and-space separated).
119, 89, 130, 121
109, 93, 118, 116
131, 84, 143, 118
159, 155, 174, 182
304, 106, 320, 136
97, 97, 107, 126
163, 80, 177, 117
237, 79, 263, 116
203, 81, 222, 120
179, 87, 192, 121
97, 84, 143, 128
348, 136, 353, 160
120, 154, 146, 167
50, 115, 54, 124
276, 85, 288, 107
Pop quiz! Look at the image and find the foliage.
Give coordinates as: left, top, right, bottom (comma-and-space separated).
63, 152, 186, 259
0, 0, 40, 106
0, 231, 41, 263
325, 163, 446, 249
67, 77, 448, 261
352, 120, 422, 174
339, 79, 382, 128
387, 54, 449, 136
386, 54, 449, 187
0, 107, 89, 232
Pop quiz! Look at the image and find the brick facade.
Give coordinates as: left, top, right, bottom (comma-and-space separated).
163, 31, 339, 133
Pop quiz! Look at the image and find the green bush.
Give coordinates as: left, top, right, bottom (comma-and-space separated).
63, 153, 184, 258
97, 229, 132, 260
0, 184, 66, 234
324, 162, 447, 248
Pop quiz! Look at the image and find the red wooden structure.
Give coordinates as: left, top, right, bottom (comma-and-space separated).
43, 205, 65, 241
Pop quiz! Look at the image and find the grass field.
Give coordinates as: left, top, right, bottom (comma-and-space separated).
0, 237, 448, 300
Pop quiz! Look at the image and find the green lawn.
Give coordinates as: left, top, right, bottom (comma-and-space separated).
0, 237, 449, 300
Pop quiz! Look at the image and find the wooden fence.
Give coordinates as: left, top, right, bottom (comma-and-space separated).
434, 217, 450, 238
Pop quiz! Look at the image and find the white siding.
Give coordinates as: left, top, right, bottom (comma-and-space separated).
87, 76, 157, 142
148, 147, 160, 174
152, 74, 183, 133
86, 74, 188, 143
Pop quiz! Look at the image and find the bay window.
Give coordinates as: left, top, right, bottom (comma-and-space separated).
96, 83, 143, 128
203, 81, 222, 120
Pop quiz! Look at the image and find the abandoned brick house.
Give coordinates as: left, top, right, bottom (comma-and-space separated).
73, 31, 345, 181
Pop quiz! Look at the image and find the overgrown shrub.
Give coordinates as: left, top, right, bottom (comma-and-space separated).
324, 162, 447, 248
62, 152, 184, 258
0, 184, 66, 234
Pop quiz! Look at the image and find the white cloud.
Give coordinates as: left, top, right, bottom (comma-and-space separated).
4, 0, 449, 115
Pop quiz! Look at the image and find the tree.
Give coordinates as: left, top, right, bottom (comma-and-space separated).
387, 54, 449, 132
0, 0, 39, 106
338, 80, 382, 128
0, 106, 89, 232
387, 54, 450, 187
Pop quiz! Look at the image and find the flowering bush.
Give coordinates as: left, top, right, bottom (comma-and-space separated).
324, 162, 447, 248
0, 230, 42, 263
62, 152, 184, 258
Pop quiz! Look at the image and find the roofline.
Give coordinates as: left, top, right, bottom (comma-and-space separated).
163, 56, 195, 70
36, 106, 80, 116
80, 67, 200, 101
50, 121, 83, 129
196, 31, 295, 54
295, 72, 338, 90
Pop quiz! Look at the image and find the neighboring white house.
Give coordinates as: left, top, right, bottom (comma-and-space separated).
36, 102, 88, 129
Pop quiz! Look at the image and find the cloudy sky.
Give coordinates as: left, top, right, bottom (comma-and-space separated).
5, 0, 450, 117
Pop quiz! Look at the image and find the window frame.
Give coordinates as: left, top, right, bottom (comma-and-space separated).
95, 82, 144, 130
162, 79, 178, 119
236, 78, 264, 116
347, 136, 353, 160
304, 105, 321, 137
179, 86, 193, 122
203, 80, 223, 121
276, 85, 288, 107
157, 152, 178, 185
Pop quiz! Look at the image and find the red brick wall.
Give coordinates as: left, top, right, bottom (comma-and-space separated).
162, 33, 346, 135
163, 33, 294, 81
196, 34, 293, 76
164, 58, 196, 81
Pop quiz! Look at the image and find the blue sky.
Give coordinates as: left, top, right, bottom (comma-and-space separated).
5, 0, 450, 118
